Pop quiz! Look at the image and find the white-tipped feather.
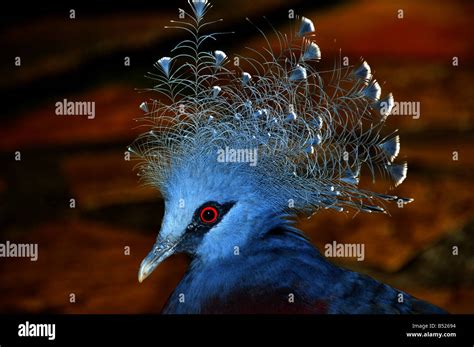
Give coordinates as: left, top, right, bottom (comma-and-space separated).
360, 204, 385, 213
298, 17, 315, 36
353, 61, 372, 82
310, 134, 322, 146
340, 166, 360, 185
311, 116, 323, 130
289, 65, 307, 81
362, 80, 381, 101
302, 41, 321, 61
253, 109, 268, 119
379, 135, 400, 161
156, 57, 172, 77
242, 72, 252, 85
212, 85, 221, 97
139, 102, 149, 113
285, 111, 298, 122
305, 145, 315, 154
191, 0, 209, 20
214, 50, 227, 65
387, 162, 408, 187
340, 172, 359, 185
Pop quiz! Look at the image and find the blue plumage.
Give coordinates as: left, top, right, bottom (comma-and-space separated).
379, 135, 400, 161
131, 0, 445, 314
163, 225, 445, 314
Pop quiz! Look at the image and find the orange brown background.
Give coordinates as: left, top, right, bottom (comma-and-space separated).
0, 0, 472, 313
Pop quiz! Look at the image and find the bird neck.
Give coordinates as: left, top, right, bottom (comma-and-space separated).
190, 222, 318, 268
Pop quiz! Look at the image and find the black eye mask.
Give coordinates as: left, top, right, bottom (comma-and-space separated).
176, 201, 236, 255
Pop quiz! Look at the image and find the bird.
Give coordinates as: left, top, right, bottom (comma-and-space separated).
131, 0, 446, 314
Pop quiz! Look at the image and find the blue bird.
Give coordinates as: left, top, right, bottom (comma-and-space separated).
132, 0, 445, 314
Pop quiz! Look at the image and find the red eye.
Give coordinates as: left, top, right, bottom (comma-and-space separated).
200, 206, 218, 223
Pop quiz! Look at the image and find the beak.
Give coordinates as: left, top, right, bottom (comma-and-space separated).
138, 237, 180, 283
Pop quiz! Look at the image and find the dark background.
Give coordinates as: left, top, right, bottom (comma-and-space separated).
0, 0, 472, 313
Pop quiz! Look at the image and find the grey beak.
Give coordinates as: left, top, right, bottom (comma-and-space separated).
138, 238, 180, 283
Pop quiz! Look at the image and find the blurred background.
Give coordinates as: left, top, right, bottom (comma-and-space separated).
0, 0, 472, 313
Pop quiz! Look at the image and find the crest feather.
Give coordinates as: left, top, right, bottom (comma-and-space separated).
131, 0, 412, 214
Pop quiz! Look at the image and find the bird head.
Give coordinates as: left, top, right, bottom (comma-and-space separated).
138, 152, 286, 282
